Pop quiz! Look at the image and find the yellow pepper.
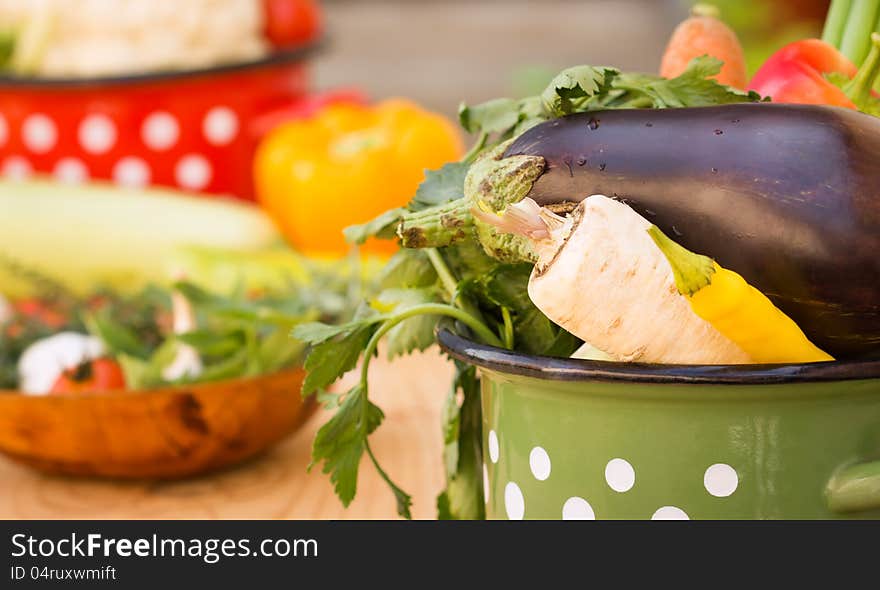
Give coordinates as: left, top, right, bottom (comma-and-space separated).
254, 98, 463, 257
649, 226, 833, 363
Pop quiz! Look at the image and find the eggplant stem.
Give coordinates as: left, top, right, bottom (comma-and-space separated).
397, 198, 473, 249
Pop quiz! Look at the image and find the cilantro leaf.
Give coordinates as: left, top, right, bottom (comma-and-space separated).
310, 385, 385, 506
409, 162, 469, 211
343, 207, 407, 246
541, 65, 620, 116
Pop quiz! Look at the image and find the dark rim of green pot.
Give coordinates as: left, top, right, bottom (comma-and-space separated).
436, 329, 880, 385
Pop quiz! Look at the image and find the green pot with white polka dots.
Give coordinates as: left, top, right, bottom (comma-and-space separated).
438, 330, 880, 520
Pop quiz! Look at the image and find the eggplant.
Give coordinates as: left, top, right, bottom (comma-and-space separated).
502, 103, 880, 359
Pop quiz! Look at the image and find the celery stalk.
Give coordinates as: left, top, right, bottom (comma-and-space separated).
840, 0, 880, 66
823, 0, 853, 47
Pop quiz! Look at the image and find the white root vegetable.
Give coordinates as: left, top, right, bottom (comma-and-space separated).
17, 332, 106, 395
476, 195, 751, 364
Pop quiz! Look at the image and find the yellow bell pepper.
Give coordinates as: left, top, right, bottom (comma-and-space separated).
649, 226, 833, 363
254, 98, 463, 257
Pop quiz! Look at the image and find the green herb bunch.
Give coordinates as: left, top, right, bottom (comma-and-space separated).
292, 57, 762, 519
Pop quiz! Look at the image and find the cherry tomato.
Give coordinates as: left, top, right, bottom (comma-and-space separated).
262, 0, 322, 48
50, 358, 127, 394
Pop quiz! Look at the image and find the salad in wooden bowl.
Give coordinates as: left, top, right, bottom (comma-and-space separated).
0, 208, 370, 479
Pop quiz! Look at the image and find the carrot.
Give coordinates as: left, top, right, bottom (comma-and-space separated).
660, 4, 748, 89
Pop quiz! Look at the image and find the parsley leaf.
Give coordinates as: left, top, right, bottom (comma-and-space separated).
409, 162, 469, 211
437, 362, 484, 520
377, 249, 438, 290
310, 385, 385, 506
619, 56, 763, 108
541, 65, 620, 116
343, 207, 407, 246
373, 288, 441, 359
458, 98, 521, 135
300, 325, 374, 396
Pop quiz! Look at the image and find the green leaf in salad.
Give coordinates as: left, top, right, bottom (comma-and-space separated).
84, 308, 153, 360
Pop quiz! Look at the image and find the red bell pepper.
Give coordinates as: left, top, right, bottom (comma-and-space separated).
749, 33, 880, 111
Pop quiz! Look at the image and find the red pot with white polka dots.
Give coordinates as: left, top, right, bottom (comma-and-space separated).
0, 45, 335, 200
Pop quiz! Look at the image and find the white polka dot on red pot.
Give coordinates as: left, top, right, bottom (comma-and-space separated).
529, 446, 551, 481
175, 154, 212, 191
2, 156, 32, 180
142, 112, 180, 151
504, 482, 524, 520
652, 506, 689, 520
203, 107, 239, 146
54, 158, 89, 184
79, 114, 117, 155
22, 114, 57, 154
113, 157, 151, 188
562, 497, 595, 520
704, 463, 738, 497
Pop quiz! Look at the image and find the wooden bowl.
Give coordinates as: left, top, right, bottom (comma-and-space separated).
0, 368, 316, 479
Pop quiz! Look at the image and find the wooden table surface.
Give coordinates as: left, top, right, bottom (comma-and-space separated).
0, 348, 454, 520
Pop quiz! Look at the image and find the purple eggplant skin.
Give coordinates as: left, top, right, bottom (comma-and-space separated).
504, 103, 880, 360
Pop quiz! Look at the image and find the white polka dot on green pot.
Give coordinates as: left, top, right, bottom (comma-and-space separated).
704, 463, 738, 497
504, 482, 524, 520
529, 446, 551, 481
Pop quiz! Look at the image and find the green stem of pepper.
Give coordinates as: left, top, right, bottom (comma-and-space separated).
839, 0, 880, 66
845, 32, 880, 107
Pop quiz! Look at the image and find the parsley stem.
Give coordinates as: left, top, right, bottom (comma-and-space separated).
365, 440, 412, 519
426, 248, 459, 297
501, 307, 514, 349
463, 131, 489, 164
358, 304, 501, 399
354, 303, 501, 518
